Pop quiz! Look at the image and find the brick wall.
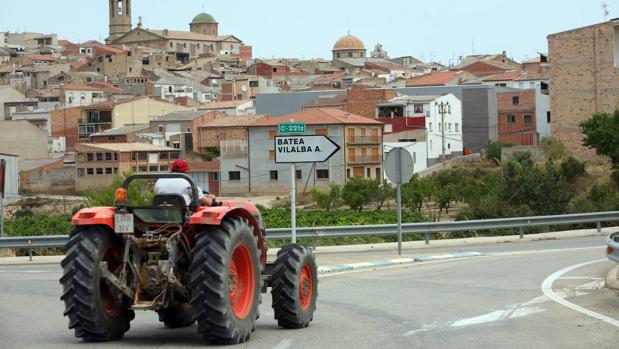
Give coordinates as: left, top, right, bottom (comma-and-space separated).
548, 21, 619, 159
497, 90, 537, 145
345, 87, 397, 118
50, 107, 81, 150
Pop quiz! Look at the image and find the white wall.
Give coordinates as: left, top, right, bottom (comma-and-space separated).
426, 94, 463, 160
383, 142, 428, 178
535, 86, 551, 140
0, 154, 20, 203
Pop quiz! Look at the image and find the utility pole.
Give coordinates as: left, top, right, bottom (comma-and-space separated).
436, 101, 451, 166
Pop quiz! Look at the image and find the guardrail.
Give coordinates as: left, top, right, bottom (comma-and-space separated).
1, 211, 618, 254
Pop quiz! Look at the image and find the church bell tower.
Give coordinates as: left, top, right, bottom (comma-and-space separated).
106, 0, 132, 44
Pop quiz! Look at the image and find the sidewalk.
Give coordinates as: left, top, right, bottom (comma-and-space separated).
0, 227, 615, 268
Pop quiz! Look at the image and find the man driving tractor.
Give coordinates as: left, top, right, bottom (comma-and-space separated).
154, 159, 216, 206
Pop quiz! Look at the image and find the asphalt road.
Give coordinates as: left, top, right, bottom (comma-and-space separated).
0, 237, 617, 349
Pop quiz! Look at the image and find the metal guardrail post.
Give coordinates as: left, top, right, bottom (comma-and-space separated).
519, 227, 524, 239
597, 222, 602, 233
424, 232, 430, 245
28, 239, 32, 262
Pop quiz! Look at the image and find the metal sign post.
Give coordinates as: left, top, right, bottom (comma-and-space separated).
0, 159, 5, 237
384, 147, 414, 255
275, 132, 341, 243
290, 163, 296, 243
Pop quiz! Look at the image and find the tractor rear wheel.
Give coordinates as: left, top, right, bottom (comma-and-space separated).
60, 227, 134, 341
271, 244, 317, 329
190, 217, 261, 344
157, 302, 194, 328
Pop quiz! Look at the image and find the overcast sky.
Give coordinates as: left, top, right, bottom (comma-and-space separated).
0, 0, 615, 63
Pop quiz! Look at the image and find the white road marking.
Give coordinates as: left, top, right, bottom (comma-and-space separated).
558, 276, 604, 280
0, 270, 48, 273
541, 259, 619, 328
404, 277, 605, 336
272, 339, 293, 349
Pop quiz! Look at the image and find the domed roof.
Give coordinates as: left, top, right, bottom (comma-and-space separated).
191, 13, 217, 24
332, 34, 366, 51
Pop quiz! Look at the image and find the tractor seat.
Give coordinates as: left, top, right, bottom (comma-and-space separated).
153, 194, 187, 207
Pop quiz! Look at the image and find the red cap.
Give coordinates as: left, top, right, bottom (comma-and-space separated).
171, 159, 190, 172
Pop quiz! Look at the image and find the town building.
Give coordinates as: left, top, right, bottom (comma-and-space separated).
77, 97, 193, 140
196, 114, 269, 154
60, 84, 107, 107
219, 108, 383, 195
0, 120, 50, 161
20, 157, 73, 194
199, 99, 254, 116
85, 45, 143, 78
149, 110, 217, 151
74, 142, 180, 191
377, 94, 464, 162
50, 107, 82, 151
497, 89, 537, 145
106, 0, 132, 44
452, 52, 520, 77
0, 86, 36, 120
332, 34, 367, 61
406, 70, 477, 87
548, 19, 619, 158
0, 153, 19, 203
90, 123, 151, 144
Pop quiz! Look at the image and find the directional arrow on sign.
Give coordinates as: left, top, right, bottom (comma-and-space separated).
274, 135, 341, 164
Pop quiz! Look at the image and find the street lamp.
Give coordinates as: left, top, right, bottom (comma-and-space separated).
435, 101, 451, 166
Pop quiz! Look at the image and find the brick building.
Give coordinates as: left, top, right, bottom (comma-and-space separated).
90, 124, 151, 144
197, 114, 269, 153
74, 142, 180, 191
497, 89, 537, 146
345, 86, 397, 117
548, 20, 619, 158
50, 107, 81, 151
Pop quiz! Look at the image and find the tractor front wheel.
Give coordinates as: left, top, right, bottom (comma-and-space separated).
190, 217, 261, 344
59, 227, 134, 341
271, 244, 317, 329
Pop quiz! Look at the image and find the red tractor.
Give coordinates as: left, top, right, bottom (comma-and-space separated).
59, 173, 317, 344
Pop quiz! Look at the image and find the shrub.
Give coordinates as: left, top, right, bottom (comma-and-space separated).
341, 177, 379, 212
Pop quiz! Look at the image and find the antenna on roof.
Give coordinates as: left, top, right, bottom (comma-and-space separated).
602, 2, 610, 21
471, 37, 475, 55
347, 30, 350, 36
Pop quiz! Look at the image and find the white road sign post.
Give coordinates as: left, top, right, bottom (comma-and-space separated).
384, 147, 414, 255
275, 135, 341, 243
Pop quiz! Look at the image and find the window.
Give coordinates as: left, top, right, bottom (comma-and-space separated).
547, 111, 551, 123
77, 168, 85, 177
270, 170, 278, 181
87, 168, 94, 175
317, 169, 329, 179
213, 172, 219, 181
336, 53, 341, 58
429, 122, 433, 132
149, 165, 158, 172
96, 168, 103, 175
455, 123, 460, 132
105, 153, 112, 161
346, 168, 351, 178
512, 96, 519, 105
108, 136, 116, 141
160, 165, 169, 171
160, 152, 169, 160
524, 115, 532, 125
414, 104, 423, 114
170, 42, 173, 48
139, 166, 148, 172
113, 168, 118, 174
86, 153, 94, 161
105, 168, 113, 174
171, 152, 180, 159
268, 129, 276, 139
138, 152, 147, 160
229, 171, 241, 181
375, 168, 381, 181
96, 153, 103, 161
507, 115, 516, 124
269, 150, 275, 160
348, 52, 353, 58
131, 152, 137, 161
366, 168, 371, 178
296, 169, 302, 180
249, 80, 258, 88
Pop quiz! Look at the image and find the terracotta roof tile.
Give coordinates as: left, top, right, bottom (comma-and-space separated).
482, 70, 521, 82
201, 114, 269, 128
249, 108, 382, 127
406, 71, 466, 87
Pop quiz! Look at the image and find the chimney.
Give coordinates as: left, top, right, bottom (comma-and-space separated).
163, 29, 168, 36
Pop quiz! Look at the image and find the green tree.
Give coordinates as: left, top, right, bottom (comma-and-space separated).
540, 137, 567, 160
580, 110, 619, 184
371, 182, 395, 210
311, 184, 342, 211
560, 156, 586, 183
486, 141, 502, 165
341, 177, 377, 212
87, 173, 154, 207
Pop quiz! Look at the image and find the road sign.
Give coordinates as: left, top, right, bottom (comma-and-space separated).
278, 122, 306, 134
385, 147, 414, 185
274, 135, 340, 164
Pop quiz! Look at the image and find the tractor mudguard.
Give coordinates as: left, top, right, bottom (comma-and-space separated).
190, 202, 267, 266
71, 207, 117, 231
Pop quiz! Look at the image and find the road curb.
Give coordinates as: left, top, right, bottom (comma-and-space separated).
317, 252, 482, 273
606, 264, 619, 291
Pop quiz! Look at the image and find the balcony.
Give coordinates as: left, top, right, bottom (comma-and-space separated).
348, 156, 381, 164
347, 136, 380, 145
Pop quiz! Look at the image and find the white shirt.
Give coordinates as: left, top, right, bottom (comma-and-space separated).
154, 178, 205, 205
